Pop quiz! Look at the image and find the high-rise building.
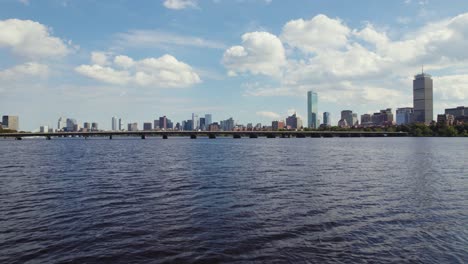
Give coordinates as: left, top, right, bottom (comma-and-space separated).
2, 115, 19, 131
83, 122, 91, 129
396, 107, 414, 125
286, 113, 302, 129
58, 117, 66, 131
91, 122, 98, 131
307, 91, 318, 129
445, 106, 466, 118
112, 117, 118, 131
154, 120, 160, 130
352, 113, 359, 127
128, 123, 138, 131
361, 114, 373, 127
40, 125, 49, 133
372, 109, 394, 126
192, 113, 199, 130
199, 117, 206, 130
66, 118, 77, 132
413, 71, 433, 124
323, 112, 331, 127
118, 118, 124, 131
205, 114, 212, 127
341, 110, 353, 128
272, 120, 285, 130
159, 116, 167, 130
220, 118, 235, 131
143, 122, 152, 131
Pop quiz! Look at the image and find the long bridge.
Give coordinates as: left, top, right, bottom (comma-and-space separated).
1, 130, 409, 140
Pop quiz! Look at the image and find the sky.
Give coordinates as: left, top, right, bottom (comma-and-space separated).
0, 0, 467, 131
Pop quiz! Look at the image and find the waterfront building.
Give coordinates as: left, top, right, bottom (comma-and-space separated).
143, 122, 152, 131
272, 120, 285, 130
159, 116, 167, 130
437, 114, 455, 126
192, 113, 199, 130
57, 117, 66, 131
66, 118, 77, 132
199, 117, 206, 131
184, 120, 193, 131
247, 123, 253, 131
341, 110, 353, 128
286, 113, 302, 130
91, 122, 98, 131
323, 112, 331, 127
220, 118, 235, 131
83, 122, 91, 130
167, 119, 173, 129
208, 122, 220, 131
413, 71, 433, 124
205, 114, 212, 127
154, 120, 160, 130
338, 119, 348, 128
361, 114, 372, 124
111, 117, 117, 131
445, 106, 466, 119
372, 109, 394, 126
128, 123, 138, 131
255, 123, 262, 130
2, 115, 19, 131
307, 91, 319, 129
40, 125, 49, 133
352, 113, 359, 127
396, 107, 414, 125
73, 124, 80, 132
118, 118, 124, 131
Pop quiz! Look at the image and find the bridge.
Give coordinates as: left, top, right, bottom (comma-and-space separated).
1, 130, 408, 140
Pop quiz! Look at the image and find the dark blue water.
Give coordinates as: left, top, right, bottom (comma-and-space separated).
0, 137, 467, 263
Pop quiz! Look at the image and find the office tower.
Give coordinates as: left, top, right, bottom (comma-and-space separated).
143, 122, 152, 131
83, 122, 91, 129
118, 118, 124, 131
58, 117, 66, 130
413, 71, 433, 124
112, 117, 117, 131
91, 122, 98, 131
445, 106, 466, 118
128, 123, 138, 131
205, 114, 212, 126
361, 114, 373, 127
40, 125, 49, 133
372, 109, 394, 126
159, 116, 167, 130
352, 113, 359, 126
286, 113, 302, 129
437, 114, 455, 126
154, 120, 160, 130
167, 119, 173, 129
2, 115, 19, 131
199, 117, 206, 130
66, 118, 77, 132
323, 112, 331, 126
192, 113, 199, 130
220, 118, 235, 131
341, 110, 353, 128
307, 91, 318, 128
396, 107, 414, 125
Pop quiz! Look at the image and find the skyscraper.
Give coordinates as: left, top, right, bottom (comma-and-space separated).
66, 118, 77, 132
307, 91, 318, 128
341, 110, 353, 128
118, 118, 124, 131
323, 112, 331, 127
159, 116, 167, 130
192, 113, 199, 130
205, 114, 212, 127
413, 71, 433, 124
111, 117, 118, 131
58, 117, 66, 131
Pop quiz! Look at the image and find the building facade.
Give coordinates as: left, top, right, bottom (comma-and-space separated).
307, 91, 319, 129
205, 114, 212, 127
112, 117, 118, 131
323, 112, 331, 127
143, 122, 152, 131
2, 115, 19, 131
445, 106, 466, 118
413, 72, 433, 124
286, 113, 302, 129
272, 120, 285, 130
396, 107, 414, 125
341, 110, 353, 128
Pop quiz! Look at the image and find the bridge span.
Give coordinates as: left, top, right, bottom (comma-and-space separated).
2, 131, 408, 140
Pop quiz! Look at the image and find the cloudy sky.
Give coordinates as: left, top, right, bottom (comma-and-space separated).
1, 0, 467, 131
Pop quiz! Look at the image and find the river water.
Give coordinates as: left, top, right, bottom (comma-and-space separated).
0, 137, 467, 263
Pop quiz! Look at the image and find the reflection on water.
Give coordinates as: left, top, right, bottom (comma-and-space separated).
0, 137, 467, 263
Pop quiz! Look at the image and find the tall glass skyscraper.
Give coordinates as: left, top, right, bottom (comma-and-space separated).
307, 91, 318, 129
413, 71, 433, 124
323, 112, 331, 126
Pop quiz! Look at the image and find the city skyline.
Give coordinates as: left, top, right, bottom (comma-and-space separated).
1, 1, 468, 130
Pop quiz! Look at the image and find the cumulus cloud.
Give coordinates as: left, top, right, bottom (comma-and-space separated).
163, 0, 197, 10
222, 31, 286, 76
90, 51, 110, 66
256, 111, 281, 120
76, 53, 201, 88
0, 19, 69, 59
0, 62, 49, 80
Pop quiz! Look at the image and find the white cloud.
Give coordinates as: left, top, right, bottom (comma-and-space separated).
0, 19, 69, 59
281, 14, 350, 53
163, 0, 197, 10
256, 111, 280, 120
90, 51, 110, 66
222, 31, 286, 76
76, 53, 201, 88
0, 62, 49, 80
115, 30, 225, 49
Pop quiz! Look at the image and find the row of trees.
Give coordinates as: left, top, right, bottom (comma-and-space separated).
303, 123, 468, 137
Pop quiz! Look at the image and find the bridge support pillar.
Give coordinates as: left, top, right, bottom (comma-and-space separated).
162, 135, 168, 139
190, 134, 197, 139
109, 135, 113, 140
233, 134, 241, 139
141, 135, 146, 139
249, 134, 258, 138
208, 134, 216, 139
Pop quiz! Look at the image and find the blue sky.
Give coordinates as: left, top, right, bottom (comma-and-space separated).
1, 0, 467, 131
